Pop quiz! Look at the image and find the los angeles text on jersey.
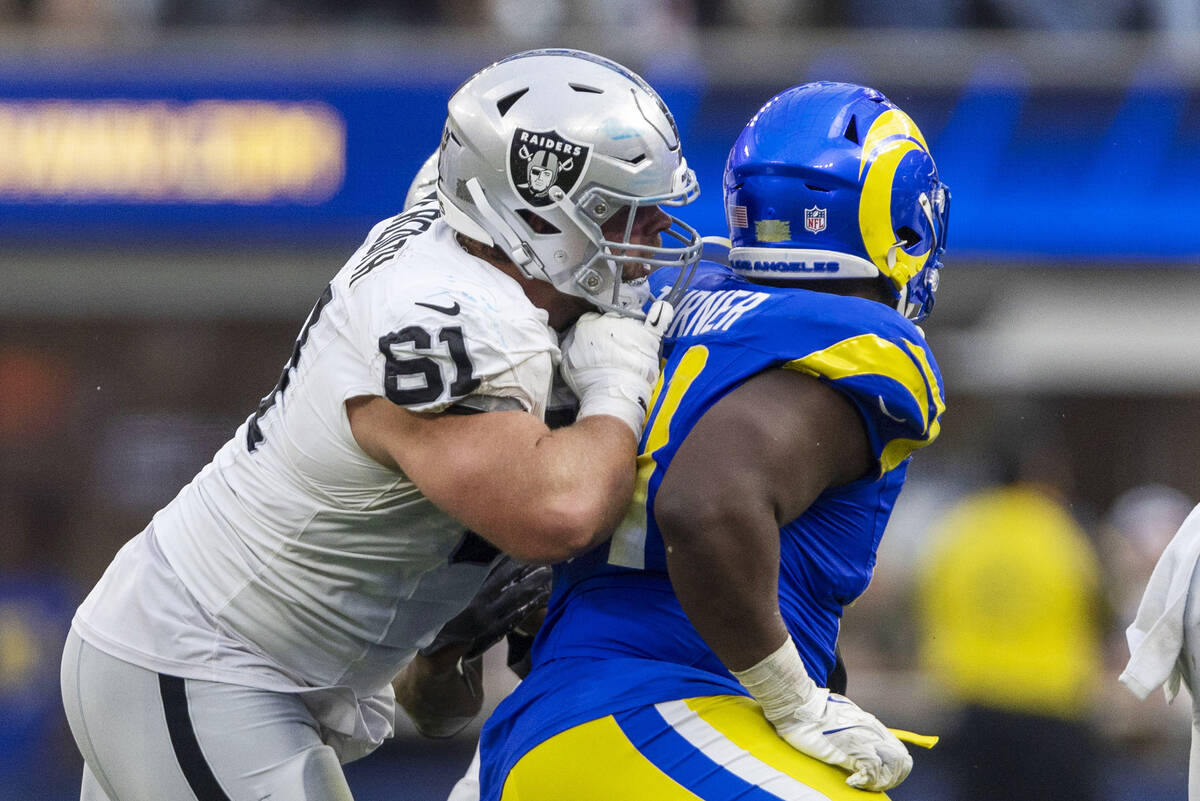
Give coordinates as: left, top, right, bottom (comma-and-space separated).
518, 130, 584, 156
666, 288, 769, 338
731, 259, 841, 274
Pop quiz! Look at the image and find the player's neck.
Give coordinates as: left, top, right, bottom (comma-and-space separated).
521, 278, 591, 332
457, 234, 589, 331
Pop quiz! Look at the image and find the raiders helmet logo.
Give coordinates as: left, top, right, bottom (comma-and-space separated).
509, 128, 591, 207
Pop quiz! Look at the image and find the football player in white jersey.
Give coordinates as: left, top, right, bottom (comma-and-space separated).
60, 49, 702, 801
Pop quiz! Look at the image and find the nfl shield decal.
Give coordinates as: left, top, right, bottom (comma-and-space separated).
510, 128, 591, 207
804, 206, 827, 234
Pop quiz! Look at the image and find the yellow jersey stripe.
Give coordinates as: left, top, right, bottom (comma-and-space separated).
608, 346, 708, 569
784, 334, 937, 433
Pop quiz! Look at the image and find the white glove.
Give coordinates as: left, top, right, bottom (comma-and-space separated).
731, 638, 912, 792
775, 690, 912, 791
560, 300, 673, 438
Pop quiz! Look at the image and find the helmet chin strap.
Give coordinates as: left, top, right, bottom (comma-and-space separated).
896, 282, 912, 318
883, 241, 916, 319
918, 192, 936, 231
463, 178, 536, 271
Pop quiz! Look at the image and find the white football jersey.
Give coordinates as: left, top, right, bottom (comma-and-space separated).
73, 200, 560, 755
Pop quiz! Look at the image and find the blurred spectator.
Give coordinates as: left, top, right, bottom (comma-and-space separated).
159, 0, 460, 25
4, 0, 167, 26
0, 0, 34, 21
984, 0, 1143, 29
845, 0, 972, 28
0, 345, 76, 444
1121, 501, 1200, 799
485, 0, 566, 41
7, 0, 1193, 31
915, 418, 1106, 801
1103, 483, 1195, 632
1149, 0, 1200, 68
722, 0, 819, 27
1101, 484, 1195, 761
573, 0, 701, 68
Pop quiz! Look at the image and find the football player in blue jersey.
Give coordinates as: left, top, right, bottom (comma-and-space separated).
472, 81, 950, 801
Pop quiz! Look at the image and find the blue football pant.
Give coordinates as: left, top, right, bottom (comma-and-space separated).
500, 695, 891, 800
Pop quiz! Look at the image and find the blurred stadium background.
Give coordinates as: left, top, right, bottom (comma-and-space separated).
2, 0, 1199, 798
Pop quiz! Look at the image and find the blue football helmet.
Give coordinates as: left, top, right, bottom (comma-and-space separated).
724, 81, 950, 321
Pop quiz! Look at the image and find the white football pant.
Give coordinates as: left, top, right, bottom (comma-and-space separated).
61, 630, 354, 801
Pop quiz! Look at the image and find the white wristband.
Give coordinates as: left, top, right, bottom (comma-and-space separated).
730, 637, 820, 725
575, 387, 648, 437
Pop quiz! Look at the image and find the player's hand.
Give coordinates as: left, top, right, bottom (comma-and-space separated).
560, 301, 672, 438
774, 690, 912, 792
419, 556, 552, 661
732, 638, 911, 792
642, 298, 674, 335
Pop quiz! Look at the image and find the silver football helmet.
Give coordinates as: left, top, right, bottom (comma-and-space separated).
403, 151, 439, 210
437, 49, 702, 316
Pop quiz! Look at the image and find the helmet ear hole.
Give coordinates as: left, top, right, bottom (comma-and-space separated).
895, 225, 921, 249
516, 209, 561, 235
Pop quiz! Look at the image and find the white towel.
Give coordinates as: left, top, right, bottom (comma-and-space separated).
1121, 503, 1200, 702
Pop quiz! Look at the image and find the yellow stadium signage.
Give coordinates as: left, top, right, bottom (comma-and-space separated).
0, 99, 346, 204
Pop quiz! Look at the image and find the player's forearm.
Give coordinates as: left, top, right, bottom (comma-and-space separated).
394, 651, 484, 739
353, 398, 637, 563
474, 415, 637, 562
529, 414, 637, 536
658, 497, 790, 672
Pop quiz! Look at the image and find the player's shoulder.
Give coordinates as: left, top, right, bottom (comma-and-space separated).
778, 292, 944, 474
337, 213, 549, 337
653, 256, 943, 472
796, 286, 936, 352
808, 293, 939, 392
338, 198, 443, 286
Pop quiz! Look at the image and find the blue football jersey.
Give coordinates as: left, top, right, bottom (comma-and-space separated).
479, 260, 945, 799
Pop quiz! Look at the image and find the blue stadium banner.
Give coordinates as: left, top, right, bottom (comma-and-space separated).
1, 52, 1197, 262
0, 54, 458, 246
